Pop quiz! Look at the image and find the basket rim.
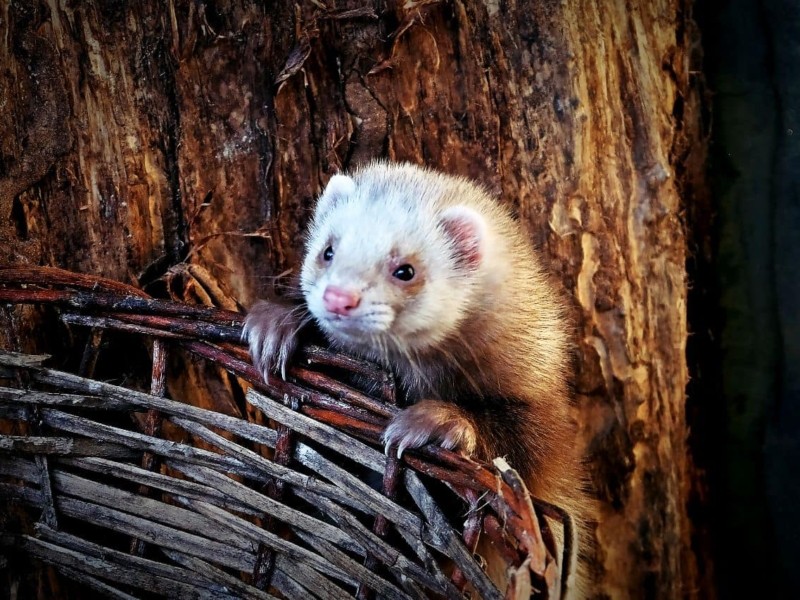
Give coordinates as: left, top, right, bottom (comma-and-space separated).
0, 264, 570, 599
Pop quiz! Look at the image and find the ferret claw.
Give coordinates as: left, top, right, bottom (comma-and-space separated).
243, 299, 302, 384
382, 400, 477, 459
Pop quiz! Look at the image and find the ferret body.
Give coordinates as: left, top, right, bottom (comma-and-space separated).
245, 161, 593, 596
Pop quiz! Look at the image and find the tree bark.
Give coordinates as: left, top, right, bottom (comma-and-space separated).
0, 1, 708, 598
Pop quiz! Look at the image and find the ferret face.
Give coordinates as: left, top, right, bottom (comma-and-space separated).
299, 165, 487, 359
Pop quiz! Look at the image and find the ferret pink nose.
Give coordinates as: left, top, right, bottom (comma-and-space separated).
322, 285, 361, 315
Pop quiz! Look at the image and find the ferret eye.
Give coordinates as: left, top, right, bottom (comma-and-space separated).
322, 246, 334, 261
392, 264, 415, 281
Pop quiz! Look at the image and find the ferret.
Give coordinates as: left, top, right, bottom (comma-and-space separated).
244, 161, 593, 597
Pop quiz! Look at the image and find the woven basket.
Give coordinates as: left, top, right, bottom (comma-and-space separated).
0, 266, 569, 599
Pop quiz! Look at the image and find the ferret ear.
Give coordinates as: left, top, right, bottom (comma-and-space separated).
315, 174, 356, 218
439, 205, 485, 269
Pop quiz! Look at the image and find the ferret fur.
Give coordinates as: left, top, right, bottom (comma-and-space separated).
244, 161, 594, 597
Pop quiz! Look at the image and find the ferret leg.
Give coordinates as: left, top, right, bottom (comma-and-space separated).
382, 399, 478, 458
243, 299, 306, 381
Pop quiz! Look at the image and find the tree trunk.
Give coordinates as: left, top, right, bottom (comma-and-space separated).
0, 1, 708, 598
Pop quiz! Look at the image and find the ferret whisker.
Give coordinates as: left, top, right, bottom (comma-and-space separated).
282, 288, 305, 301
292, 311, 314, 329
288, 316, 314, 341
274, 306, 308, 330
391, 334, 435, 395
441, 346, 482, 396
377, 335, 391, 367
452, 332, 490, 392
282, 303, 310, 321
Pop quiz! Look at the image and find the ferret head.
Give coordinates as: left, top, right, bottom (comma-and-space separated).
300, 163, 497, 360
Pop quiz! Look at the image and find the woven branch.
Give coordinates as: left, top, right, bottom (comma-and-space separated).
0, 265, 568, 599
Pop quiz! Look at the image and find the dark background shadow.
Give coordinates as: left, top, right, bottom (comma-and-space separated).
694, 0, 799, 595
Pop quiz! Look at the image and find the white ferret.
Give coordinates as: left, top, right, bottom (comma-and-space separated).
244, 161, 593, 595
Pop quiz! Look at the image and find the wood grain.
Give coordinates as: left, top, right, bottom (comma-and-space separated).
0, 1, 706, 597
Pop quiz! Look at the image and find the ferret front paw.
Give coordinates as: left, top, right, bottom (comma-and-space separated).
382, 399, 477, 458
243, 299, 305, 382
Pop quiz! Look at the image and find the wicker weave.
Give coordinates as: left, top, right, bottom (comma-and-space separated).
0, 266, 568, 599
